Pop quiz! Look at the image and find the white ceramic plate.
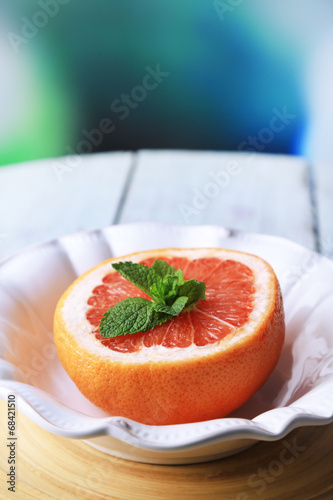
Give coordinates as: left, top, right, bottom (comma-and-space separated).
0, 223, 332, 464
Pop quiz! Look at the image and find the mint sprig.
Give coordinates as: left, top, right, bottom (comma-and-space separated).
99, 259, 206, 338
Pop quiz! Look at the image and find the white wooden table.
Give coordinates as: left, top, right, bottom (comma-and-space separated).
0, 150, 333, 499
0, 150, 331, 261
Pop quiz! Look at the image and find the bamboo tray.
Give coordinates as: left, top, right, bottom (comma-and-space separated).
1, 401, 332, 499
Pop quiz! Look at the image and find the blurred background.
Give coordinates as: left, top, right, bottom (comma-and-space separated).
0, 0, 333, 167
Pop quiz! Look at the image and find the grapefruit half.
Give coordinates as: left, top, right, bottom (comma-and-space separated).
54, 248, 285, 425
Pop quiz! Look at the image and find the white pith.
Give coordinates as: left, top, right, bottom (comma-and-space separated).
60, 248, 274, 364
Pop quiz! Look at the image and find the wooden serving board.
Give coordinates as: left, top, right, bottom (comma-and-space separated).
0, 401, 332, 499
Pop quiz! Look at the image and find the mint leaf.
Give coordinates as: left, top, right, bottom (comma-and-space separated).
100, 297, 171, 338
178, 279, 206, 305
151, 259, 180, 279
150, 274, 181, 305
152, 296, 188, 316
112, 261, 161, 301
100, 259, 206, 338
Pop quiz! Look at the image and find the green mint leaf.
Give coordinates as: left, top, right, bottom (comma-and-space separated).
151, 259, 185, 287
100, 259, 207, 338
178, 279, 206, 305
100, 297, 172, 338
175, 269, 184, 285
152, 296, 188, 316
150, 274, 181, 305
112, 261, 161, 301
100, 298, 154, 337
151, 259, 179, 279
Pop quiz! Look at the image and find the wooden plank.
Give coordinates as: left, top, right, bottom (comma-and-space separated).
0, 401, 332, 499
119, 150, 315, 249
315, 161, 333, 259
0, 152, 132, 260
